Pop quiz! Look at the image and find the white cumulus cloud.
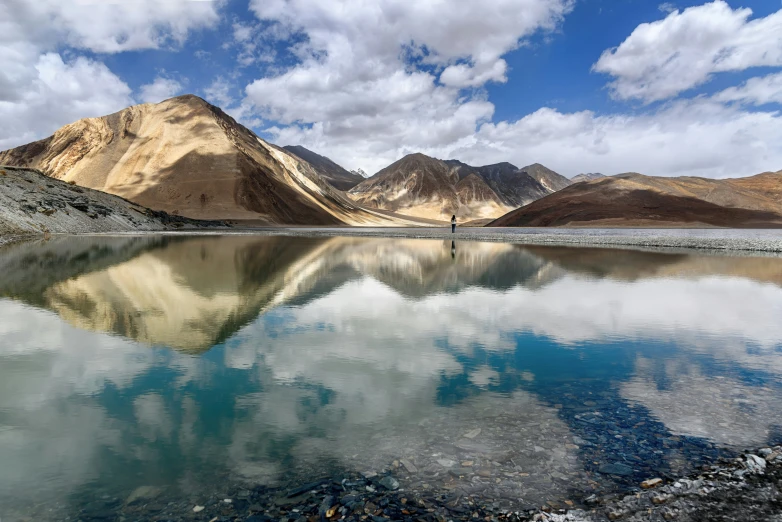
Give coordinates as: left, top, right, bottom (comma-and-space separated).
593, 1, 782, 102
139, 76, 184, 104
714, 72, 782, 106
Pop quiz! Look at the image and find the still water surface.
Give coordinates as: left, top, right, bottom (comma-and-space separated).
1, 235, 782, 518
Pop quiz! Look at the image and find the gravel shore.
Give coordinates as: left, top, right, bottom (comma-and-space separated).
70, 445, 781, 522
201, 226, 782, 254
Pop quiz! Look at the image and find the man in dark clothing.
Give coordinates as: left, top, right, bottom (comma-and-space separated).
451, 215, 456, 233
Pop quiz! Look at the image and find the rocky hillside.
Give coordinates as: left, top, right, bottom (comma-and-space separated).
520, 163, 571, 192
0, 166, 222, 241
489, 171, 782, 228
283, 145, 365, 191
0, 95, 418, 226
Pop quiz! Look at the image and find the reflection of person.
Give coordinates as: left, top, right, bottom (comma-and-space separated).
451, 215, 456, 233
451, 240, 456, 259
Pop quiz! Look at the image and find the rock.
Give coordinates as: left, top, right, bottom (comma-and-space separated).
193, 505, 205, 513
400, 459, 418, 473
652, 494, 672, 505
607, 508, 626, 520
378, 476, 399, 491
362, 471, 378, 479
758, 448, 772, 456
463, 428, 482, 439
437, 459, 456, 468
641, 478, 663, 489
461, 460, 474, 467
746, 454, 766, 473
223, 498, 232, 503
599, 463, 633, 476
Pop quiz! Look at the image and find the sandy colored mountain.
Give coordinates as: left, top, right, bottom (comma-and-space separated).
0, 95, 420, 226
283, 145, 364, 191
349, 154, 567, 221
348, 153, 502, 221
489, 171, 782, 228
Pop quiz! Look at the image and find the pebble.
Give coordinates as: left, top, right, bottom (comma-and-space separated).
463, 428, 482, 439
193, 505, 205, 512
641, 478, 663, 489
437, 459, 457, 468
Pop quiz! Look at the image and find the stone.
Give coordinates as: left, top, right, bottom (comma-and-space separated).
362, 471, 378, 479
652, 494, 672, 505
641, 478, 663, 489
193, 505, 205, 513
400, 459, 418, 473
461, 461, 474, 467
463, 428, 482, 439
599, 463, 633, 476
437, 459, 457, 468
746, 454, 766, 473
378, 476, 399, 491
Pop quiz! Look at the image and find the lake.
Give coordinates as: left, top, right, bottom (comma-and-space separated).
1, 234, 781, 520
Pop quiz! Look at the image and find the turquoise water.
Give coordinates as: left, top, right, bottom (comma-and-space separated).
1, 235, 781, 518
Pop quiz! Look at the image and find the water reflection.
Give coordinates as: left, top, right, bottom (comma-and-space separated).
0, 235, 781, 519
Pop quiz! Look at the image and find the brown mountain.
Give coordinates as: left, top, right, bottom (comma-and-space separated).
489, 171, 782, 228
282, 145, 364, 191
520, 163, 571, 192
0, 95, 417, 226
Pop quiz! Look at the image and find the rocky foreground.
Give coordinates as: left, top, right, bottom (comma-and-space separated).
0, 165, 225, 243
72, 446, 781, 522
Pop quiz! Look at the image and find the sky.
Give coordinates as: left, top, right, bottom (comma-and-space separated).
1, 0, 781, 178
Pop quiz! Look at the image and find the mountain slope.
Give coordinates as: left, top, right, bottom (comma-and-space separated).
489, 171, 782, 228
474, 162, 550, 207
283, 145, 365, 191
348, 153, 466, 221
0, 95, 417, 226
0, 166, 221, 239
520, 163, 571, 192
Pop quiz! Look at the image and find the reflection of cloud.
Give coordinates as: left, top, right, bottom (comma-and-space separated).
621, 357, 782, 447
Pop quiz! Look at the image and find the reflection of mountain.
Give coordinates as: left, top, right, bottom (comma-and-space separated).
524, 245, 782, 287
0, 236, 564, 351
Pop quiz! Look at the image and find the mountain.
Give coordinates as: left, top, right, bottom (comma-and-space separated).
473, 162, 550, 207
0, 165, 221, 239
282, 145, 365, 191
520, 163, 571, 192
571, 173, 605, 184
351, 168, 369, 178
0, 95, 418, 226
489, 171, 782, 228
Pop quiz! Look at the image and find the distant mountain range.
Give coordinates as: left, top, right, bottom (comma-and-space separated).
1, 94, 780, 229
283, 145, 365, 191
489, 171, 782, 228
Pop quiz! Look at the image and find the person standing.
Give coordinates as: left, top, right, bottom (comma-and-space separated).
451, 215, 456, 233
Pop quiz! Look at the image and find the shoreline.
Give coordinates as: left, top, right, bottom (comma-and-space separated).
67, 445, 781, 522
25, 226, 782, 254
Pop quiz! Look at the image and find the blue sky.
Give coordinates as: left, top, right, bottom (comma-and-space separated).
2, 0, 781, 177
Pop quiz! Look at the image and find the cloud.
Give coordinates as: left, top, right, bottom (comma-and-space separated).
139, 76, 183, 104
0, 0, 222, 149
6, 0, 221, 54
274, 96, 782, 178
714, 72, 782, 106
658, 3, 677, 14
203, 76, 236, 107
0, 53, 133, 149
243, 0, 572, 172
593, 1, 782, 102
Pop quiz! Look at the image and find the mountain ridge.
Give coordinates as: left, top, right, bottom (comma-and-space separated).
0, 95, 422, 226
